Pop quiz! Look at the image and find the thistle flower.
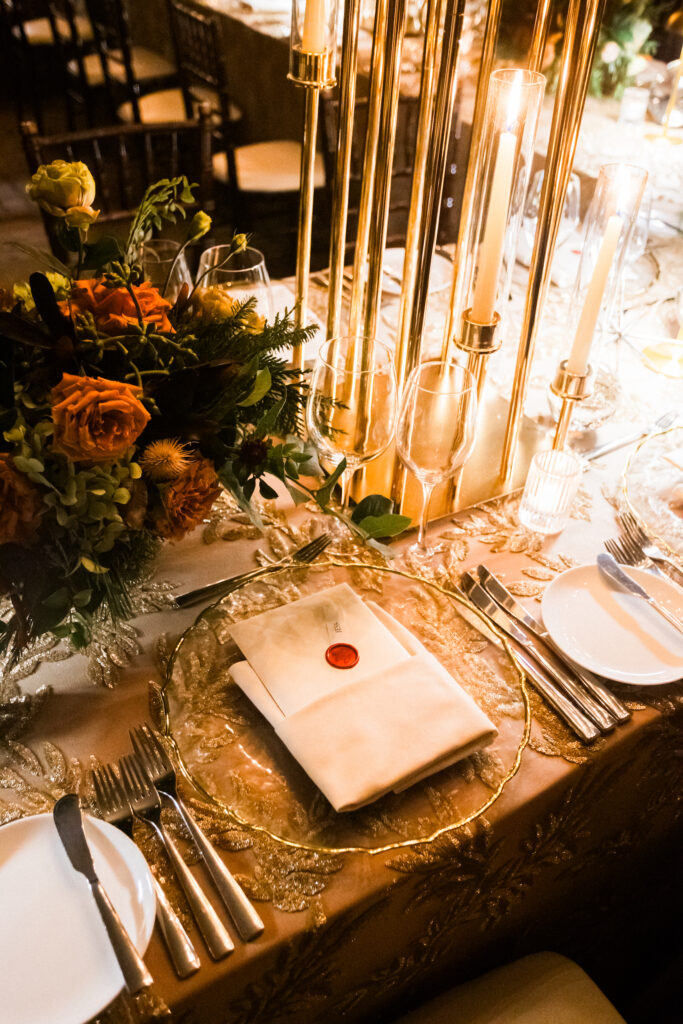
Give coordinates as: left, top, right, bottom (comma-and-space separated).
140, 439, 192, 481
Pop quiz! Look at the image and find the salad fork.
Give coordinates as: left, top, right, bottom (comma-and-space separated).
604, 535, 662, 576
91, 765, 200, 978
130, 725, 264, 941
119, 755, 234, 960
617, 511, 683, 587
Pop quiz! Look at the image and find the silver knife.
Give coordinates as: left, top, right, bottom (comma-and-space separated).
475, 565, 630, 726
596, 554, 683, 634
459, 576, 599, 743
462, 571, 613, 732
53, 794, 153, 993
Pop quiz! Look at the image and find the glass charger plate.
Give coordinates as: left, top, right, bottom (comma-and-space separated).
623, 427, 683, 561
160, 560, 530, 854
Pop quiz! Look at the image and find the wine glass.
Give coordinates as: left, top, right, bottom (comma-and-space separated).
396, 360, 477, 550
196, 245, 274, 320
142, 239, 192, 301
306, 336, 398, 509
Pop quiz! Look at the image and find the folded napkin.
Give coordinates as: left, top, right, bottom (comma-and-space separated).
229, 584, 497, 811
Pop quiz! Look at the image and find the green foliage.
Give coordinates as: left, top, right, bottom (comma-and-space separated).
124, 176, 196, 264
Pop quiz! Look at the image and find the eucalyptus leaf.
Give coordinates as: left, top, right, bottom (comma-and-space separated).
351, 494, 393, 524
356, 513, 411, 539
238, 366, 272, 407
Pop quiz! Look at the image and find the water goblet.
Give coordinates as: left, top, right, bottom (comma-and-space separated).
142, 239, 193, 302
306, 336, 398, 509
196, 244, 274, 320
396, 360, 477, 551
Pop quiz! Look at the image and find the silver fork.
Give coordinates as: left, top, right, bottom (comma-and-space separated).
131, 726, 264, 942
119, 755, 234, 960
618, 511, 683, 587
91, 765, 200, 978
174, 533, 331, 608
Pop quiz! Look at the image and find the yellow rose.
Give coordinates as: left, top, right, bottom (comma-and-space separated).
240, 309, 266, 334
192, 285, 240, 322
26, 160, 99, 230
189, 211, 212, 240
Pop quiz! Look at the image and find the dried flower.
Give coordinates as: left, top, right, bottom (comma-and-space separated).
140, 439, 192, 482
0, 455, 44, 544
153, 456, 221, 541
51, 373, 150, 463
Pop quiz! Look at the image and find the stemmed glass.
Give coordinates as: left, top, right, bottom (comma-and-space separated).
142, 239, 193, 302
196, 245, 274, 320
306, 336, 398, 509
396, 360, 477, 550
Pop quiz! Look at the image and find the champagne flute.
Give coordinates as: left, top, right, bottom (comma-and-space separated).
196, 245, 274, 320
306, 336, 398, 509
396, 360, 477, 550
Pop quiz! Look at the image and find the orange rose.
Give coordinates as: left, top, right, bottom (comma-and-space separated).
59, 278, 174, 335
51, 373, 150, 463
0, 455, 44, 545
154, 457, 221, 541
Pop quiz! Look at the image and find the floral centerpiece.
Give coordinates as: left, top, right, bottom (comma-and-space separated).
0, 162, 407, 662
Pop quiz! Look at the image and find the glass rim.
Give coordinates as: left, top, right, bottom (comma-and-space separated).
406, 359, 476, 396
490, 67, 545, 89
198, 244, 266, 268
532, 448, 582, 479
315, 336, 395, 375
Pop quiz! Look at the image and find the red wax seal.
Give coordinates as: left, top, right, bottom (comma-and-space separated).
325, 643, 359, 669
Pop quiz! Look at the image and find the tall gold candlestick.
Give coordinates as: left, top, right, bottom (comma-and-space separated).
289, 1, 338, 371
326, 0, 362, 343
499, 0, 609, 482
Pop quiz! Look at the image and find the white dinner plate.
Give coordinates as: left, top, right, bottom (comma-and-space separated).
541, 564, 683, 685
382, 248, 453, 296
0, 813, 155, 1024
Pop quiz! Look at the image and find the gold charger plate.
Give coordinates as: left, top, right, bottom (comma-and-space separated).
159, 560, 531, 855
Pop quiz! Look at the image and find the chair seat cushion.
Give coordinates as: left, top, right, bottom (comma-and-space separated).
68, 46, 175, 86
12, 15, 92, 45
213, 140, 325, 193
395, 953, 627, 1024
118, 87, 241, 125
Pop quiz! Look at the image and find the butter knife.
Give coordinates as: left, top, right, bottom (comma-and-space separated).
474, 565, 630, 726
459, 577, 599, 743
53, 794, 153, 993
596, 554, 683, 634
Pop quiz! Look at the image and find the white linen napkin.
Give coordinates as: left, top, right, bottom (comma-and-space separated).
229, 584, 497, 811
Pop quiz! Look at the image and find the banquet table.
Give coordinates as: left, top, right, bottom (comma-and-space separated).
1, 374, 682, 1024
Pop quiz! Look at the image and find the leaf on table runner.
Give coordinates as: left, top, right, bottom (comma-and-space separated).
521, 567, 555, 581
6, 739, 43, 776
43, 741, 68, 785
505, 581, 544, 598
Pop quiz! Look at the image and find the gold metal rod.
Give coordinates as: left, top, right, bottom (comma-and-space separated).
528, 0, 554, 74
347, 0, 391, 341
394, 0, 443, 387
293, 85, 321, 371
499, 0, 608, 482
552, 399, 573, 450
441, 0, 504, 355
361, 0, 408, 344
326, 0, 362, 342
402, 0, 466, 364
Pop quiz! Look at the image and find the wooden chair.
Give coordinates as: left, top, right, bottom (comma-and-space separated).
79, 0, 177, 123
166, 0, 324, 203
20, 106, 214, 260
319, 91, 462, 260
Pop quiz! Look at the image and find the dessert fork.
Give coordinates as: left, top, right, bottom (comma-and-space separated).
119, 755, 234, 960
604, 535, 664, 577
174, 532, 331, 608
91, 764, 200, 978
131, 725, 264, 941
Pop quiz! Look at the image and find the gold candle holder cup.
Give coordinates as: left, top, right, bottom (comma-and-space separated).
550, 359, 593, 450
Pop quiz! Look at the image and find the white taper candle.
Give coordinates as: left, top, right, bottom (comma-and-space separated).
301, 0, 326, 53
566, 214, 622, 375
470, 131, 517, 324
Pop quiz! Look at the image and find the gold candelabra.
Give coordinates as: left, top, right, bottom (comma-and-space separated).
550, 361, 594, 451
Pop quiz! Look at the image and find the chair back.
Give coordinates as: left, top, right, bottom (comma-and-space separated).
319, 91, 461, 253
46, 0, 93, 127
167, 0, 233, 132
21, 106, 214, 259
83, 0, 139, 119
